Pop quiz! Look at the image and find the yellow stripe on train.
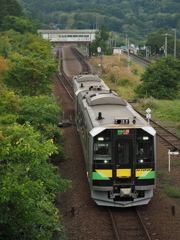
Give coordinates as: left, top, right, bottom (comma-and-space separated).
135, 168, 153, 177
96, 169, 112, 178
116, 169, 131, 178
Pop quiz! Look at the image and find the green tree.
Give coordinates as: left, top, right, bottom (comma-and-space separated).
145, 28, 173, 55
134, 57, 180, 100
0, 30, 22, 58
0, 123, 71, 239
0, 16, 40, 34
0, 87, 19, 125
0, 0, 22, 25
3, 53, 58, 96
0, 31, 52, 59
90, 23, 112, 55
17, 95, 63, 146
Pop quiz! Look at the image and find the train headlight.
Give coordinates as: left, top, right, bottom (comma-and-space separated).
138, 159, 144, 163
104, 160, 108, 163
143, 136, 149, 140
98, 137, 104, 141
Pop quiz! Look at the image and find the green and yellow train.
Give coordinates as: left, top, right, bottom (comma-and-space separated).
73, 74, 156, 207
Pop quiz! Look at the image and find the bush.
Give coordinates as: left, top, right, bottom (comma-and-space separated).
136, 96, 158, 110
134, 57, 180, 100
117, 78, 131, 86
109, 73, 117, 83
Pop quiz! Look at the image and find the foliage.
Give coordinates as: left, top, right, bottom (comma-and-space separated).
17, 95, 63, 146
117, 78, 131, 86
0, 8, 70, 238
3, 53, 58, 96
19, 33, 53, 58
17, 95, 61, 126
90, 24, 112, 55
0, 123, 71, 239
145, 28, 178, 56
135, 97, 159, 110
0, 0, 23, 25
0, 56, 9, 84
0, 30, 52, 59
0, 87, 19, 115
134, 57, 180, 99
15, 0, 180, 42
0, 16, 40, 34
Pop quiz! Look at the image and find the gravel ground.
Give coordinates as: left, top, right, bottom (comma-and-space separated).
53, 45, 180, 240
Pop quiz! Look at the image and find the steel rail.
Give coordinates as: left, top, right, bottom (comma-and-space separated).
108, 207, 120, 240
135, 207, 152, 240
56, 73, 73, 100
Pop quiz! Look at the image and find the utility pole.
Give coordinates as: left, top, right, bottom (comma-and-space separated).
172, 29, 176, 59
127, 39, 130, 68
161, 34, 171, 57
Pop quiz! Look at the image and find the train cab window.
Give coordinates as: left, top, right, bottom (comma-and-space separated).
93, 131, 111, 164
136, 130, 154, 163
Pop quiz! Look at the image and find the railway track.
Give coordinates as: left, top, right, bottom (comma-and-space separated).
55, 47, 74, 100
123, 51, 152, 67
135, 109, 180, 152
54, 46, 93, 101
108, 207, 152, 240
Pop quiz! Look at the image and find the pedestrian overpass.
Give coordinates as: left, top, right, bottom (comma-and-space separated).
37, 29, 96, 44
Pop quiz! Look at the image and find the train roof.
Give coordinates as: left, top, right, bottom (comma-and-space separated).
73, 74, 101, 82
80, 92, 149, 128
74, 74, 154, 132
73, 74, 109, 95
86, 92, 127, 106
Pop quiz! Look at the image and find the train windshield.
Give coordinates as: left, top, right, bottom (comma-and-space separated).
93, 131, 111, 163
136, 129, 154, 163
117, 141, 130, 164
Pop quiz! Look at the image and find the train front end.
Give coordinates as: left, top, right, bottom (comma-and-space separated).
89, 126, 156, 207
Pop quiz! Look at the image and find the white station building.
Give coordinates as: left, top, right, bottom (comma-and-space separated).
37, 29, 97, 44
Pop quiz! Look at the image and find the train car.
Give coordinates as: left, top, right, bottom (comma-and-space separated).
73, 74, 156, 207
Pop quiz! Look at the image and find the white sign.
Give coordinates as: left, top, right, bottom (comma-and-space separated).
168, 151, 179, 155
146, 113, 151, 119
146, 108, 151, 113
97, 47, 101, 53
168, 150, 179, 172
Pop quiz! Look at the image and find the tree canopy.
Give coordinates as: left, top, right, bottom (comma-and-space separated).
4, 53, 58, 96
0, 0, 23, 25
0, 16, 40, 34
0, 122, 70, 239
0, 11, 70, 238
90, 24, 112, 55
15, 0, 180, 41
134, 57, 180, 100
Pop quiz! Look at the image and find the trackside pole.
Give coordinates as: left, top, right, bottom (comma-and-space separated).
168, 150, 179, 172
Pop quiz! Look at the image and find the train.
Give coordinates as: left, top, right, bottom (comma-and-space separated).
73, 74, 156, 207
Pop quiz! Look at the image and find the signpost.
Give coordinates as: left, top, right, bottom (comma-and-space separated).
146, 108, 151, 123
97, 47, 102, 76
168, 150, 179, 172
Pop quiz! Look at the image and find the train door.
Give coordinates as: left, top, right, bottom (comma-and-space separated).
114, 139, 134, 185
